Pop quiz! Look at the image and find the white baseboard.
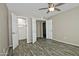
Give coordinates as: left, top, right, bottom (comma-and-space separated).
53, 38, 79, 47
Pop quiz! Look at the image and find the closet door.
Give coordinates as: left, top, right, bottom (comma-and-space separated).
46, 20, 53, 39
12, 13, 19, 49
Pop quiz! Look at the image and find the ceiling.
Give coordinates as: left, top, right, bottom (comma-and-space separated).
7, 3, 79, 19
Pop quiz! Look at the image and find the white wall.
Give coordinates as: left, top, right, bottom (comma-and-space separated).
52, 6, 79, 46
36, 21, 41, 37
46, 20, 53, 39
32, 18, 37, 43
0, 4, 9, 55
36, 21, 43, 38
40, 22, 43, 37
27, 18, 32, 43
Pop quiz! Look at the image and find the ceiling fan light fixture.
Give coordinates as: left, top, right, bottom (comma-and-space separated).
48, 7, 54, 12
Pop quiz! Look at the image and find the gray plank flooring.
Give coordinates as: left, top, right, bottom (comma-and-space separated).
7, 47, 13, 56
12, 39, 79, 56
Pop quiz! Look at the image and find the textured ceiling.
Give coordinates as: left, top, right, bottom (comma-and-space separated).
7, 3, 79, 19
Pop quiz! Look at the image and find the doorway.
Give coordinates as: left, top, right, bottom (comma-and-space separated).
43, 22, 46, 38
17, 18, 27, 40
36, 20, 46, 39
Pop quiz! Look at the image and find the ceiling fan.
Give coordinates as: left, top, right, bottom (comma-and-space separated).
38, 3, 64, 13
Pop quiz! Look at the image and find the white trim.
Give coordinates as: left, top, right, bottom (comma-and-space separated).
53, 38, 79, 47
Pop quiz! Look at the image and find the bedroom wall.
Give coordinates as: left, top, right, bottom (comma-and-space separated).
36, 21, 43, 38
0, 4, 9, 55
52, 6, 79, 46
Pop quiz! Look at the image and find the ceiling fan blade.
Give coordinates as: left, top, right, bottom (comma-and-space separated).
55, 3, 64, 7
55, 8, 61, 11
38, 8, 48, 10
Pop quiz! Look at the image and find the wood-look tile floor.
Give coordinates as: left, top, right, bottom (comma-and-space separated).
7, 47, 13, 56
13, 39, 79, 56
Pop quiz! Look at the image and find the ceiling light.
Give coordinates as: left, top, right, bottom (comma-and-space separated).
48, 7, 54, 12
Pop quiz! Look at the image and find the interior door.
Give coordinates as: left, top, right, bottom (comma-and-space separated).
12, 13, 19, 49
32, 18, 37, 43
46, 20, 53, 39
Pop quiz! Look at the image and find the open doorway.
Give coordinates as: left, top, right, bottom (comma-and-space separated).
43, 21, 46, 38
36, 20, 46, 39
17, 17, 27, 41
17, 17, 28, 48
